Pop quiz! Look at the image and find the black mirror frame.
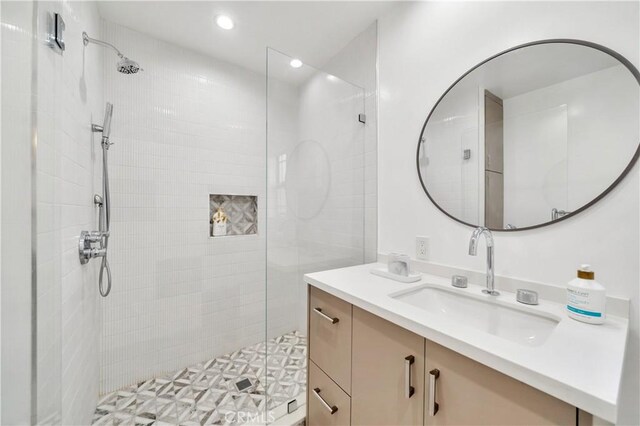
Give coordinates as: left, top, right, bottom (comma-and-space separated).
416, 39, 640, 232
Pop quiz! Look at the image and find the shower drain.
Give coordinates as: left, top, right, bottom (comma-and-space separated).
234, 377, 254, 392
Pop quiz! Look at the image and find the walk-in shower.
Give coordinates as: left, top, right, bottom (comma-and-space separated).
1, 3, 376, 424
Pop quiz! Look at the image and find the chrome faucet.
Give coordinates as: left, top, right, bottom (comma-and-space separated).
468, 227, 499, 296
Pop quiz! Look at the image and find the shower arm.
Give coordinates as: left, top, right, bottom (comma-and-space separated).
82, 32, 124, 59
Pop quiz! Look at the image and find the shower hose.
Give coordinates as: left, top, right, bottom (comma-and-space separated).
99, 139, 112, 297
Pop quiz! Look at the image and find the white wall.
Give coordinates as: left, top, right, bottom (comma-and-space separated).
378, 2, 639, 424
504, 103, 568, 227
323, 23, 378, 264
35, 1, 104, 424
100, 20, 267, 393
504, 64, 639, 228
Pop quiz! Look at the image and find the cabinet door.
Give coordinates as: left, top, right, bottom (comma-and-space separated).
425, 340, 576, 425
351, 307, 425, 425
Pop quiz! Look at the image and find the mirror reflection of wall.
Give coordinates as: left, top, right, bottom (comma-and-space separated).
419, 42, 640, 230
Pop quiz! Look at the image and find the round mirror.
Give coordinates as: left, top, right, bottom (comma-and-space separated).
417, 40, 640, 231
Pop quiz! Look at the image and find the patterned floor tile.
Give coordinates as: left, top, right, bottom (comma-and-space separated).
92, 331, 307, 425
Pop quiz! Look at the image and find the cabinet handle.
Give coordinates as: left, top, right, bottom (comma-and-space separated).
313, 307, 339, 324
405, 355, 415, 398
313, 387, 338, 415
429, 369, 440, 416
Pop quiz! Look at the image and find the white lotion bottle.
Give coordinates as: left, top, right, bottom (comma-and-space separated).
566, 264, 606, 324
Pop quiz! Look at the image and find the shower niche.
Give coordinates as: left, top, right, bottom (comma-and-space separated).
209, 194, 258, 237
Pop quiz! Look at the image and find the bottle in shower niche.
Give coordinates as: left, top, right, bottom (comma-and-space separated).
212, 207, 228, 237
567, 264, 606, 324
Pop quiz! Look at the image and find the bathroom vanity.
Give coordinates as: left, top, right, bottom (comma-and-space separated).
305, 264, 629, 425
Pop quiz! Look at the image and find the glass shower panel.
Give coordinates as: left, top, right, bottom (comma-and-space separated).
1, 1, 44, 424
265, 48, 366, 421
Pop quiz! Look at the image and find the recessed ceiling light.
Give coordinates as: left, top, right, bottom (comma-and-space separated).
327, 74, 337, 81
290, 59, 303, 68
216, 15, 234, 30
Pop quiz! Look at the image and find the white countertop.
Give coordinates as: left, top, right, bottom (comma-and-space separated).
305, 263, 629, 423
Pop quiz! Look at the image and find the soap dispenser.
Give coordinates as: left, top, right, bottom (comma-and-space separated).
566, 264, 606, 325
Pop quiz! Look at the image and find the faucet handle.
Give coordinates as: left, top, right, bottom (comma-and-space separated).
451, 275, 468, 288
516, 289, 539, 305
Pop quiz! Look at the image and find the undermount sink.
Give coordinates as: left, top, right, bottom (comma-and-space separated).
392, 285, 559, 346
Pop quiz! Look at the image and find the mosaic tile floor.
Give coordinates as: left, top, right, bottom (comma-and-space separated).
93, 331, 307, 425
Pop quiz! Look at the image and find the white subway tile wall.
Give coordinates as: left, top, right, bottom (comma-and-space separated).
100, 20, 268, 393
35, 1, 104, 424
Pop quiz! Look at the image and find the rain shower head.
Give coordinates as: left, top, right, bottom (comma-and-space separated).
117, 57, 141, 74
82, 31, 143, 74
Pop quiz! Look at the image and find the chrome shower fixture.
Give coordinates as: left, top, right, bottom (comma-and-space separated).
82, 31, 142, 74
80, 102, 115, 297
117, 57, 141, 74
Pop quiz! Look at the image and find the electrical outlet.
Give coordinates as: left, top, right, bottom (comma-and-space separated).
416, 236, 429, 260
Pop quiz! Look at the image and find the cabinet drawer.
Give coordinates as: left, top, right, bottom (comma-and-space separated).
308, 286, 352, 394
308, 360, 351, 426
425, 340, 575, 425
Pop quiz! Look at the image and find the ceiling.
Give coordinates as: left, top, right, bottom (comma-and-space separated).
98, 1, 396, 74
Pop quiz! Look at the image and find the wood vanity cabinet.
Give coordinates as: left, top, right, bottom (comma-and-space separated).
307, 285, 591, 426
424, 340, 577, 425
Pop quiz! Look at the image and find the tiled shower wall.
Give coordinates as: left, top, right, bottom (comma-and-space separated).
100, 21, 267, 393
35, 1, 104, 424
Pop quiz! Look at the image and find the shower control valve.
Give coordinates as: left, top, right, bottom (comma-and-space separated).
79, 230, 108, 264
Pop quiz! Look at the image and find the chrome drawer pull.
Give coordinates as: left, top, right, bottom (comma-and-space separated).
405, 355, 415, 398
313, 307, 339, 324
313, 387, 338, 415
429, 369, 440, 416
